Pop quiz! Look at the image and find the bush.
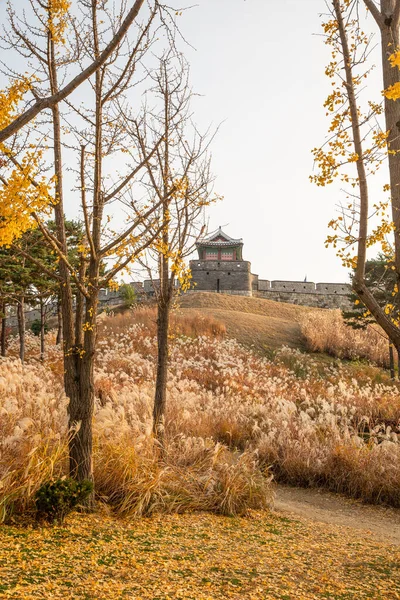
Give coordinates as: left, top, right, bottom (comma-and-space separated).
119, 284, 136, 308
31, 319, 48, 337
35, 478, 93, 524
94, 436, 273, 517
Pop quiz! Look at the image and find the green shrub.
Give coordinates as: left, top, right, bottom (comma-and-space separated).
31, 319, 48, 337
35, 478, 93, 524
119, 284, 136, 308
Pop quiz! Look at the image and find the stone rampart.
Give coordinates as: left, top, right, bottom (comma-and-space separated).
189, 260, 252, 293
4, 275, 353, 331
254, 280, 352, 309
254, 289, 351, 310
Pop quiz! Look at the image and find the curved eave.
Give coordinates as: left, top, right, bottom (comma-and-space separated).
196, 240, 243, 247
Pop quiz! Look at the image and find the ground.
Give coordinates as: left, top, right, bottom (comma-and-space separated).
1, 495, 399, 600
177, 292, 315, 350
3, 294, 398, 598
275, 485, 400, 546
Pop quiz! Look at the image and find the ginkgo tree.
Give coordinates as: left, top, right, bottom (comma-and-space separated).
0, 0, 148, 143
0, 0, 181, 491
312, 0, 400, 354
132, 52, 217, 445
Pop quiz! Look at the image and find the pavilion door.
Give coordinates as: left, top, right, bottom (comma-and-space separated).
217, 278, 220, 293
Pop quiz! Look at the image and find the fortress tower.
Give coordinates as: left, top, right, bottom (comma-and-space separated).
189, 227, 256, 296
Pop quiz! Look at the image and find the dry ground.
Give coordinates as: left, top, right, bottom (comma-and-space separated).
275, 485, 400, 546
1, 505, 399, 600
176, 292, 316, 350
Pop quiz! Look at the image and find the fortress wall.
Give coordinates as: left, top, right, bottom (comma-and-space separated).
271, 280, 317, 293
258, 279, 271, 291
316, 282, 350, 294
189, 260, 252, 293
254, 289, 352, 310
4, 275, 353, 332
251, 273, 259, 290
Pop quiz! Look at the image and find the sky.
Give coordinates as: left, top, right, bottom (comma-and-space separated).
0, 0, 387, 284
169, 0, 384, 284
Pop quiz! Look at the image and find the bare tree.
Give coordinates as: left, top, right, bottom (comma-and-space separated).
0, 0, 148, 142
0, 0, 177, 489
133, 53, 216, 445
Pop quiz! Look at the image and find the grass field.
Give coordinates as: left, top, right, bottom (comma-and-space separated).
1, 509, 399, 600
2, 293, 400, 599
177, 292, 313, 350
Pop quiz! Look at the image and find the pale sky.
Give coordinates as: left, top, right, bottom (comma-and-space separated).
173, 0, 384, 284
0, 0, 387, 285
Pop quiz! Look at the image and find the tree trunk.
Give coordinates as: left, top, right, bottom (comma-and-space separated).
56, 297, 62, 345
389, 342, 395, 379
153, 300, 170, 445
397, 345, 400, 380
68, 295, 98, 484
47, 27, 95, 496
380, 1, 400, 278
1, 301, 6, 357
75, 260, 86, 348
334, 1, 400, 350
17, 297, 25, 364
40, 298, 45, 361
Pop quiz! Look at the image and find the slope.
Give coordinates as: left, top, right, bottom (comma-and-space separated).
176, 292, 319, 350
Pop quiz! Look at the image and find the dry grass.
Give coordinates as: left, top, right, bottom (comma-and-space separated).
179, 291, 313, 319
94, 436, 272, 517
2, 300, 400, 521
100, 305, 226, 340
300, 310, 390, 367
178, 292, 314, 350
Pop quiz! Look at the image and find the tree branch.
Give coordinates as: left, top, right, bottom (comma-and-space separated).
393, 0, 400, 32
32, 214, 90, 299
100, 196, 163, 256
101, 224, 163, 285
10, 244, 61, 283
363, 0, 384, 28
104, 136, 163, 203
0, 0, 148, 142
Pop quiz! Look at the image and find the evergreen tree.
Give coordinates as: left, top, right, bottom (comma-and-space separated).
343, 254, 398, 377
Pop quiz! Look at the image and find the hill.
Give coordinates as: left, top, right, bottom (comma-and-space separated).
176, 292, 318, 351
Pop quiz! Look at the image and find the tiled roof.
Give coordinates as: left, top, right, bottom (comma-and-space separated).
197, 227, 242, 246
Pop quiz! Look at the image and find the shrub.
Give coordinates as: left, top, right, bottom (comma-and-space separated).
119, 284, 136, 309
31, 319, 48, 337
35, 478, 93, 524
94, 436, 273, 517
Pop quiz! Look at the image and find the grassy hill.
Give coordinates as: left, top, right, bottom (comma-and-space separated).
176, 292, 318, 351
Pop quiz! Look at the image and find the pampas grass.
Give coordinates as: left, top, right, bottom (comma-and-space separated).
300, 310, 390, 367
1, 309, 400, 521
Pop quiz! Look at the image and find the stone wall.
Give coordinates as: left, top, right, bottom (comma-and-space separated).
189, 259, 252, 294
187, 257, 352, 310
254, 280, 352, 309
4, 274, 353, 332
254, 289, 351, 310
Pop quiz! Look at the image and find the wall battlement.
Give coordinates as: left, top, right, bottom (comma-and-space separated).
5, 274, 352, 331
258, 280, 350, 295
185, 227, 353, 310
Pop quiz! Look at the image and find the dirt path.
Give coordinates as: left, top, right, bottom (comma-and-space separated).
274, 485, 400, 545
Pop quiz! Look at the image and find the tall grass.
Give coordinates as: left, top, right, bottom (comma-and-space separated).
102, 305, 227, 339
300, 310, 390, 367
1, 310, 400, 522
